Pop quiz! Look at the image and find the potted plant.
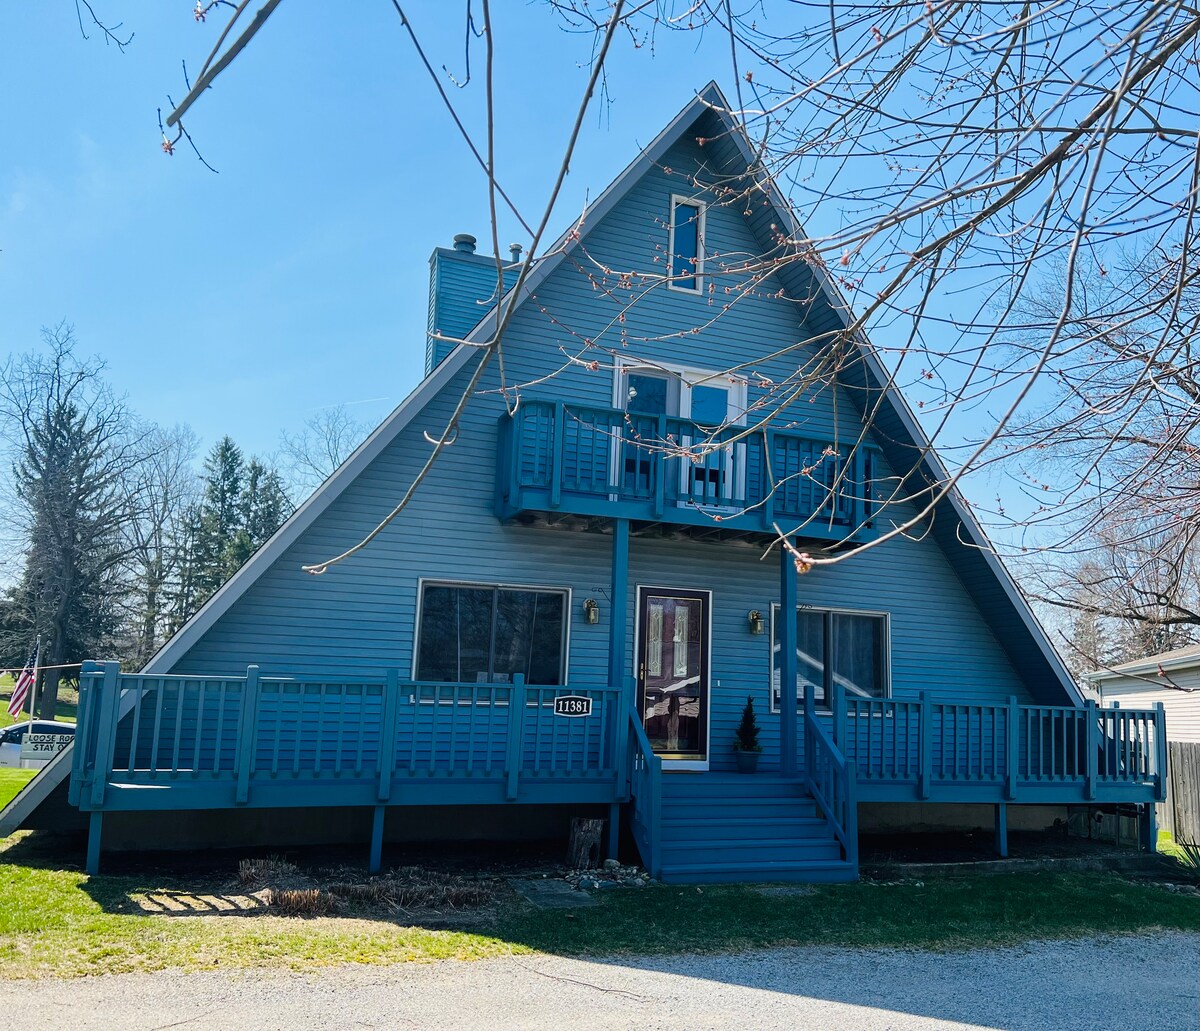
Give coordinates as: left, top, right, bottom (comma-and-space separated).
733, 695, 763, 773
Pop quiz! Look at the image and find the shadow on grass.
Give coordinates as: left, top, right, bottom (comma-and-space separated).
3, 830, 1200, 1028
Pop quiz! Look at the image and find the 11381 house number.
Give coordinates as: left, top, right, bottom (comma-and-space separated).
553, 695, 593, 717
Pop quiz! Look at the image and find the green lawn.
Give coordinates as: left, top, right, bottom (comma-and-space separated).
0, 769, 38, 809
0, 832, 1196, 980
0, 673, 79, 730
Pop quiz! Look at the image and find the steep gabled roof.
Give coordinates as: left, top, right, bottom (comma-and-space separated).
0, 82, 1080, 835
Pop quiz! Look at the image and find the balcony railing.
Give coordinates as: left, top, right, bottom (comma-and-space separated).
497, 399, 877, 538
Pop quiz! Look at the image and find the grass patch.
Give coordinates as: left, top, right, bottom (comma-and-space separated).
1158, 830, 1200, 871
0, 673, 78, 729
0, 769, 38, 810
0, 833, 1197, 980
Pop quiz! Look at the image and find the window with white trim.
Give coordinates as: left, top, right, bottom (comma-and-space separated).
770, 605, 889, 710
415, 582, 568, 685
668, 196, 705, 292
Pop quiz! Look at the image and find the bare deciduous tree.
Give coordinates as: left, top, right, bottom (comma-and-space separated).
279, 405, 371, 495
158, 3, 1200, 587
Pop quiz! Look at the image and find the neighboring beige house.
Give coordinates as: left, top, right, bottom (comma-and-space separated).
1088, 643, 1200, 743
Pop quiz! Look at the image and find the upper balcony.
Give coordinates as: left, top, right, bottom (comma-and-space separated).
496, 399, 879, 542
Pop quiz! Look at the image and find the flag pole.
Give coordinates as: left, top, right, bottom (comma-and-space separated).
28, 634, 42, 722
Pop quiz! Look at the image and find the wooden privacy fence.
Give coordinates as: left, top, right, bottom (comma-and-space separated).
1161, 741, 1200, 844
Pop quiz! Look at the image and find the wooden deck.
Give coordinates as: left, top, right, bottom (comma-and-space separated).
70, 664, 1166, 879
496, 399, 878, 540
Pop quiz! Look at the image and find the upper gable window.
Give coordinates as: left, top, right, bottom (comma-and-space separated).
668, 196, 705, 293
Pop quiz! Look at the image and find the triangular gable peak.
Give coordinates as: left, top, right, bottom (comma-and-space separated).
142, 82, 1077, 704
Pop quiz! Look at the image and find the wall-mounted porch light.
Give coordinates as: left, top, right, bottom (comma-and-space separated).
583, 598, 600, 625
747, 609, 765, 635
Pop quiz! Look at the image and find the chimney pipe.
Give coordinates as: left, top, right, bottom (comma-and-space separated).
453, 233, 477, 254
509, 243, 523, 264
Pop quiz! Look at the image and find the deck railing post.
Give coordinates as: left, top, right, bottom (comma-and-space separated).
831, 682, 846, 750
378, 671, 399, 802
613, 674, 636, 797
88, 662, 122, 808
760, 428, 774, 531
235, 665, 260, 805
1084, 699, 1098, 800
1005, 695, 1019, 801
70, 660, 103, 807
917, 691, 931, 799
1154, 702, 1168, 802
506, 674, 527, 800
653, 414, 667, 517
550, 402, 564, 509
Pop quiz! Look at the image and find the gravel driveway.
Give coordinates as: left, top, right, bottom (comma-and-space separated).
0, 933, 1196, 1031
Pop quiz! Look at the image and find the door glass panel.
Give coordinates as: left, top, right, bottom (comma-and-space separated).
626, 373, 669, 415
642, 595, 704, 757
689, 384, 728, 426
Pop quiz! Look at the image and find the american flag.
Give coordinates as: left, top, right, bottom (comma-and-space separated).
7, 644, 37, 719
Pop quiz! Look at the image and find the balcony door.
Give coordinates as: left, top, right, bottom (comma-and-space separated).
613, 361, 747, 506
635, 586, 711, 766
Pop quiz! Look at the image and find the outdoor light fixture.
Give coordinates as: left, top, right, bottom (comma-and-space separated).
583, 598, 600, 624
747, 609, 765, 635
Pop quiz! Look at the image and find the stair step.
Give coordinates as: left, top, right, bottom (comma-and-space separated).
662, 798, 819, 821
660, 860, 857, 885
662, 838, 841, 864
661, 776, 806, 799
661, 816, 828, 840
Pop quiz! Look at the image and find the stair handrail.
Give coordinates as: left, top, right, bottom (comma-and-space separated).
804, 683, 858, 867
627, 702, 662, 878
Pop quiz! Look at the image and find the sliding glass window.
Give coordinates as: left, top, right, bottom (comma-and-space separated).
416, 583, 567, 685
770, 606, 888, 710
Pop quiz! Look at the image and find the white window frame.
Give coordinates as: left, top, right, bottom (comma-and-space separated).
768, 603, 892, 713
611, 359, 748, 507
412, 578, 573, 686
667, 194, 706, 294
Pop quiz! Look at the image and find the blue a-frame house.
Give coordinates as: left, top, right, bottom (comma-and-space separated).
3, 84, 1166, 882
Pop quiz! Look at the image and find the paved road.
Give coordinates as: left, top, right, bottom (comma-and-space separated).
1, 934, 1196, 1030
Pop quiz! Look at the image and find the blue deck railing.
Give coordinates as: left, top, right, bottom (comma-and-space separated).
497, 399, 877, 537
833, 691, 1166, 804
69, 663, 626, 812
804, 684, 858, 867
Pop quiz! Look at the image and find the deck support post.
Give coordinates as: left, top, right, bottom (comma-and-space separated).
780, 538, 798, 778
1140, 803, 1158, 854
369, 805, 386, 874
85, 811, 103, 876
994, 803, 1008, 858
608, 518, 630, 694
606, 801, 620, 860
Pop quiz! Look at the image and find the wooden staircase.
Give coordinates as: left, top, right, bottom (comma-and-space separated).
654, 773, 857, 884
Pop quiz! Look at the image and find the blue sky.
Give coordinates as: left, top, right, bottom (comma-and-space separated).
1, 4, 745, 460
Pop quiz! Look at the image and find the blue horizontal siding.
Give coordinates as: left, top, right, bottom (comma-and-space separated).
171, 127, 1048, 775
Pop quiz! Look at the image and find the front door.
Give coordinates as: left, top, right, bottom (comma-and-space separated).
636, 587, 710, 764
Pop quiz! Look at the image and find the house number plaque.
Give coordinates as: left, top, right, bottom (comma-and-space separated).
553, 695, 593, 717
